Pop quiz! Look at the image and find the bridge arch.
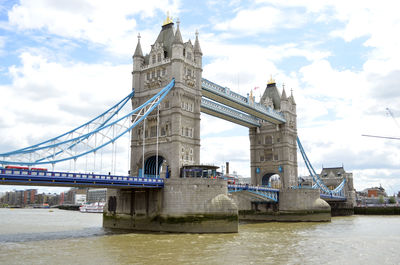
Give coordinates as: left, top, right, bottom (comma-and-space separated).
262, 173, 281, 189
144, 155, 166, 177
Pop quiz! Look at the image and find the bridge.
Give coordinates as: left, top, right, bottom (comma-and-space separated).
0, 17, 354, 232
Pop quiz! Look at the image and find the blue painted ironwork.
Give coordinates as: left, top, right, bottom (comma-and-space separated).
228, 184, 279, 202
0, 168, 163, 188
201, 78, 286, 124
0, 79, 175, 166
201, 98, 261, 127
297, 136, 346, 199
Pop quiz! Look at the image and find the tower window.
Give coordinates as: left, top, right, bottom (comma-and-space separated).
152, 55, 156, 64
157, 53, 161, 62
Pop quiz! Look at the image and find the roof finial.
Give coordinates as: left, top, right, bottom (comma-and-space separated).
163, 11, 173, 26
176, 17, 180, 27
267, 75, 275, 85
195, 29, 199, 37
137, 33, 141, 41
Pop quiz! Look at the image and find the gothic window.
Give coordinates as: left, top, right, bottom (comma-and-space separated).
187, 52, 192, 60
161, 127, 166, 136
150, 126, 157, 137
152, 55, 156, 64
146, 72, 150, 80
166, 124, 169, 135
187, 68, 191, 76
157, 53, 161, 62
183, 48, 186, 56
151, 71, 155, 78
274, 154, 278, 161
157, 69, 160, 77
162, 68, 166, 76
265, 136, 272, 145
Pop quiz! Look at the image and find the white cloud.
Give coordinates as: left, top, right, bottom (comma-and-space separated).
7, 0, 181, 56
0, 51, 133, 175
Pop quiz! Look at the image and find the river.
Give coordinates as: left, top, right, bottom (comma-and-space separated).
0, 208, 399, 265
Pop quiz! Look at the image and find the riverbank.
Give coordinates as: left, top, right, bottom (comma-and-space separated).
355, 206, 400, 215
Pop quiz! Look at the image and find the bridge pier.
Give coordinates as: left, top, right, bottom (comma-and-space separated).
328, 201, 354, 216
103, 178, 238, 233
230, 188, 331, 222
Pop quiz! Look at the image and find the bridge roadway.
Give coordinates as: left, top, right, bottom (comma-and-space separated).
201, 78, 286, 126
0, 168, 163, 189
0, 168, 346, 201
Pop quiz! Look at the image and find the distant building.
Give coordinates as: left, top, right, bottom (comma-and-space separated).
62, 188, 87, 205
87, 189, 107, 203
364, 185, 387, 198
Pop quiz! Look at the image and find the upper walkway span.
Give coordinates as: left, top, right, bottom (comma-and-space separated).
201, 78, 286, 126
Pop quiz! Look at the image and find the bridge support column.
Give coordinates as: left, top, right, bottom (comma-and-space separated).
278, 189, 331, 221
103, 178, 239, 233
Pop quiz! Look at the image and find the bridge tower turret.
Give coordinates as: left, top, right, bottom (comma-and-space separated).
250, 78, 298, 189
130, 17, 202, 179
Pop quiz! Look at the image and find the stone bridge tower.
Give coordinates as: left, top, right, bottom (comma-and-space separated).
250, 78, 298, 189
130, 17, 203, 179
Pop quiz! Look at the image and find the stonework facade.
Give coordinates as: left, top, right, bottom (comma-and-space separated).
250, 80, 298, 189
130, 20, 203, 179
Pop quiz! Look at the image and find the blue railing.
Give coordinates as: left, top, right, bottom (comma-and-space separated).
228, 184, 279, 202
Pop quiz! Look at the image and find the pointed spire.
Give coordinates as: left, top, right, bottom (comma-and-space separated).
134, 33, 143, 57
173, 18, 183, 45
194, 29, 202, 55
281, 83, 288, 100
290, 88, 296, 104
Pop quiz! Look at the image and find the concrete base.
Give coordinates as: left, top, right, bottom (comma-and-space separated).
231, 188, 331, 222
103, 178, 239, 233
103, 213, 238, 233
239, 210, 331, 222
328, 201, 354, 216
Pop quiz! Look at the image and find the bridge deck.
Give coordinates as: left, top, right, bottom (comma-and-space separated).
0, 168, 163, 189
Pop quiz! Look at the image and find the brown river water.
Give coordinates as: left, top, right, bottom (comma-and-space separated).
0, 208, 399, 265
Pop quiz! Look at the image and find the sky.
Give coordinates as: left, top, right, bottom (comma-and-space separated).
0, 0, 399, 195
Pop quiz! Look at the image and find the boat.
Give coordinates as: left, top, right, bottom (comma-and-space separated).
79, 202, 105, 213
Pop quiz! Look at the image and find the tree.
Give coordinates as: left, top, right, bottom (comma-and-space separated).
378, 195, 385, 204
388, 196, 396, 204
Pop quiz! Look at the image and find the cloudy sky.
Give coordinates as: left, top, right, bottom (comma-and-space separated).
0, 0, 399, 195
